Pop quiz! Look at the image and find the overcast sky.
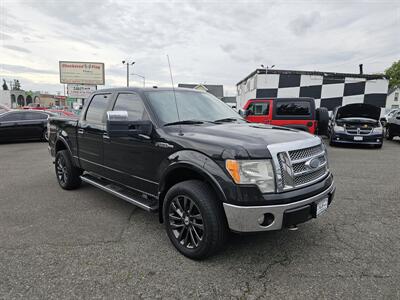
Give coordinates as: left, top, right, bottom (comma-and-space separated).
0, 0, 399, 95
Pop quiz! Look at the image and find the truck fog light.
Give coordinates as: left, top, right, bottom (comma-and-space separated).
336, 137, 340, 140
377, 139, 380, 142
258, 213, 274, 227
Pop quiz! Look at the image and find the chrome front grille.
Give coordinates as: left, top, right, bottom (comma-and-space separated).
346, 128, 372, 135
288, 144, 323, 161
277, 143, 328, 191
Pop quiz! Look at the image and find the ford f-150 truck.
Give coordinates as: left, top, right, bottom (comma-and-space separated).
48, 87, 335, 259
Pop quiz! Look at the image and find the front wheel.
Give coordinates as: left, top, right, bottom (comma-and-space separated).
55, 150, 82, 190
163, 180, 227, 260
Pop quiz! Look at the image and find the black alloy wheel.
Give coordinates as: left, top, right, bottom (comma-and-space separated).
168, 195, 204, 249
163, 180, 227, 259
55, 150, 82, 190
56, 154, 68, 185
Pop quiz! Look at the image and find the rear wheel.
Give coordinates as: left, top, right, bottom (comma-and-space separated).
55, 150, 82, 190
316, 107, 329, 136
163, 180, 227, 259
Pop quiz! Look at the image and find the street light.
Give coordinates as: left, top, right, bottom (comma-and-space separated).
130, 73, 145, 87
122, 60, 135, 87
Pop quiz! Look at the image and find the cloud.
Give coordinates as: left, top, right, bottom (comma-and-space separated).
2, 45, 31, 53
0, 32, 13, 40
0, 64, 57, 75
0, 0, 398, 94
289, 11, 321, 36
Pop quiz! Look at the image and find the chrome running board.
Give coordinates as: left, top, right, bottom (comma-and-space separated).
80, 174, 158, 212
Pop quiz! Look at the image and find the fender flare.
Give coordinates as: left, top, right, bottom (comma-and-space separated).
159, 160, 227, 203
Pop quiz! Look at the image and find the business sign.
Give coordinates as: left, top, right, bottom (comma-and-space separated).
67, 84, 97, 98
59, 61, 105, 85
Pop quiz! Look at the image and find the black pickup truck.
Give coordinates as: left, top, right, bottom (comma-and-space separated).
48, 87, 335, 259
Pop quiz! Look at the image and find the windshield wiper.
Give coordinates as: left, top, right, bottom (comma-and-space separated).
214, 117, 242, 123
164, 120, 205, 126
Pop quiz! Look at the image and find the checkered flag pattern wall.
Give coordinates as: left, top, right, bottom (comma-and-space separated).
250, 73, 388, 111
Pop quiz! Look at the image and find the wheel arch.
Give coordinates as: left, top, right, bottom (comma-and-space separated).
158, 162, 227, 223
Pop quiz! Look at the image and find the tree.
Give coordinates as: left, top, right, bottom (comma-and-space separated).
2, 79, 8, 90
385, 60, 400, 88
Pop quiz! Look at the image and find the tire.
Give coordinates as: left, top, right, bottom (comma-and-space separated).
42, 128, 49, 142
55, 150, 82, 190
316, 107, 329, 136
386, 126, 393, 140
163, 180, 227, 260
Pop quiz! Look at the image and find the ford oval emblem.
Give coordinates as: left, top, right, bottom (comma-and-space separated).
306, 157, 320, 169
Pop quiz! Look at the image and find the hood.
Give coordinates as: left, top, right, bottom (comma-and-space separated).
336, 103, 380, 121
164, 123, 319, 159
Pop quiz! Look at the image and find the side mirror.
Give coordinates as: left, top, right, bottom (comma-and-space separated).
239, 109, 249, 117
106, 111, 153, 139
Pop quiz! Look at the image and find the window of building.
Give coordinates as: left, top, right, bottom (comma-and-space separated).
394, 92, 399, 101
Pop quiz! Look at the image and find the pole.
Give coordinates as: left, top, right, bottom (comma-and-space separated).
126, 64, 129, 87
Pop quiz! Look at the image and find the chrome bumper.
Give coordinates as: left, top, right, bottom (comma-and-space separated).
223, 182, 335, 232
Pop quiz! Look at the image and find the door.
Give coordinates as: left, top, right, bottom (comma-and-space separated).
78, 93, 112, 175
103, 92, 159, 196
0, 112, 25, 141
245, 100, 272, 124
20, 111, 48, 139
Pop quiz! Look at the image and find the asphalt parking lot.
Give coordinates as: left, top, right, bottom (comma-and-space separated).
0, 140, 399, 299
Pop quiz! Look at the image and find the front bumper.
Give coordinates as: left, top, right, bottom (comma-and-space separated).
223, 181, 335, 232
331, 132, 383, 145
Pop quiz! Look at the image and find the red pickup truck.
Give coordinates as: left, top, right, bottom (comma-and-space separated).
241, 97, 328, 135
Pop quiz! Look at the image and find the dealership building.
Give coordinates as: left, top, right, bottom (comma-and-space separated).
236, 68, 389, 113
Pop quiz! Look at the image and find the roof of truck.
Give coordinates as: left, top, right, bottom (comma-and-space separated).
93, 87, 203, 93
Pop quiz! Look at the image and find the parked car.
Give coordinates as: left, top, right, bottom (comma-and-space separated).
0, 110, 55, 142
48, 87, 335, 259
46, 109, 78, 118
328, 103, 383, 148
386, 110, 400, 140
380, 108, 399, 127
240, 97, 329, 135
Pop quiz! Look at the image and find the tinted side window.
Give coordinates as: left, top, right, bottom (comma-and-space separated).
248, 102, 269, 115
0, 112, 23, 121
85, 94, 111, 123
23, 112, 48, 120
276, 101, 311, 116
113, 93, 148, 121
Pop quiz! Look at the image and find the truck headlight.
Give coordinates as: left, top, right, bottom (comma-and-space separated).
372, 127, 383, 134
226, 159, 275, 193
333, 125, 345, 132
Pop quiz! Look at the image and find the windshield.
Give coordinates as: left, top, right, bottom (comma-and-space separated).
145, 90, 242, 125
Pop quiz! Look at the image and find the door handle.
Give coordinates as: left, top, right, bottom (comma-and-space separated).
78, 129, 84, 134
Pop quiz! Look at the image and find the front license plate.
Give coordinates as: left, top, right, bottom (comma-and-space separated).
354, 136, 363, 141
316, 198, 328, 216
